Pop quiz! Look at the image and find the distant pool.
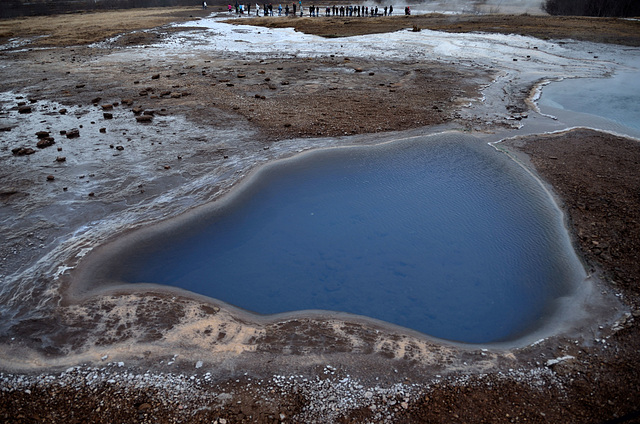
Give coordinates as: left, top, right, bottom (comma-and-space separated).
94, 134, 585, 343
538, 66, 640, 135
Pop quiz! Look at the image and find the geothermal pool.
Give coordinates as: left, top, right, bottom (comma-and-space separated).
538, 63, 640, 138
88, 134, 585, 344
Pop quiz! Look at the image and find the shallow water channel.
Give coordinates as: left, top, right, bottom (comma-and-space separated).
89, 134, 585, 344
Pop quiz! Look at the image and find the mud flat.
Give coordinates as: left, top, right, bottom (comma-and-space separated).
1, 8, 640, 423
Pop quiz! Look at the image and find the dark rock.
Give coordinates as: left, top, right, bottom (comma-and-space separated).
59, 108, 67, 115
101, 104, 113, 110
88, 192, 95, 197
46, 175, 55, 181
121, 98, 133, 106
132, 107, 143, 115
143, 110, 155, 116
55, 156, 66, 162
76, 84, 85, 88
116, 145, 124, 151
136, 115, 153, 123
66, 128, 80, 138
103, 112, 113, 119
12, 147, 36, 156
100, 128, 107, 133
37, 137, 55, 148
0, 127, 12, 132
36, 131, 50, 138
170, 92, 182, 98
139, 90, 148, 96
91, 97, 102, 104
151, 74, 160, 79
18, 105, 32, 114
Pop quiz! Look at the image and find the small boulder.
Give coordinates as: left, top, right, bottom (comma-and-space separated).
103, 112, 113, 119
12, 147, 36, 156
66, 128, 80, 138
136, 115, 152, 123
37, 137, 55, 148
36, 131, 50, 138
18, 105, 32, 114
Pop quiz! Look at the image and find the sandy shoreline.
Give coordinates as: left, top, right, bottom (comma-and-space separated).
1, 7, 640, 423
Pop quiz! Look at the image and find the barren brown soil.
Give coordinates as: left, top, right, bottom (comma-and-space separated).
1, 7, 640, 424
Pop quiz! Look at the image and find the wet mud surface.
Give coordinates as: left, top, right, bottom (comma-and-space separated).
1, 8, 640, 424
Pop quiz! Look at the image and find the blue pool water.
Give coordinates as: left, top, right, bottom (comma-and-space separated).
106, 135, 583, 343
539, 67, 640, 134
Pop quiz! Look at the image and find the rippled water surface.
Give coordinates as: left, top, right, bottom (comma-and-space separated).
96, 135, 584, 343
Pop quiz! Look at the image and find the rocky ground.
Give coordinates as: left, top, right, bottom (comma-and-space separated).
1, 7, 640, 424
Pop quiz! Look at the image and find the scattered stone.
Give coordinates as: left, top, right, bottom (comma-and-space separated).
281, 81, 290, 85
76, 84, 85, 88
100, 128, 107, 133
164, 165, 171, 170
170, 92, 182, 98
354, 68, 364, 73
55, 156, 66, 162
46, 175, 55, 181
116, 145, 124, 151
143, 110, 155, 116
18, 105, 32, 114
12, 147, 36, 156
237, 74, 246, 78
101, 104, 113, 110
59, 108, 67, 115
37, 137, 55, 148
151, 74, 160, 79
0, 127, 12, 132
88, 192, 95, 197
91, 97, 102, 104
66, 128, 80, 138
121, 98, 133, 106
132, 107, 143, 115
139, 90, 148, 96
103, 112, 113, 119
136, 115, 153, 123
36, 131, 50, 138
